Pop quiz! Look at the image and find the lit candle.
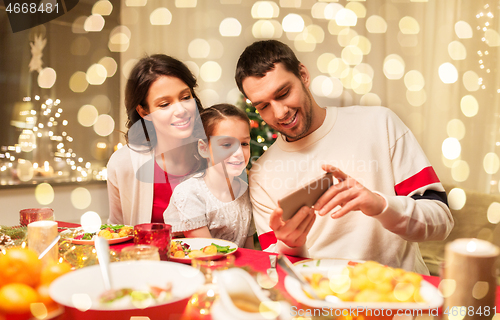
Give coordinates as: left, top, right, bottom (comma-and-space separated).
448, 238, 499, 257
444, 238, 499, 314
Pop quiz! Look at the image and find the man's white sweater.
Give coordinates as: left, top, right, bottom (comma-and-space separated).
249, 106, 453, 274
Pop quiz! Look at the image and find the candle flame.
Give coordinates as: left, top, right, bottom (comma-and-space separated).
466, 240, 477, 253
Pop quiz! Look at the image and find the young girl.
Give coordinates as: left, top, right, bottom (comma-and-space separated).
164, 104, 255, 249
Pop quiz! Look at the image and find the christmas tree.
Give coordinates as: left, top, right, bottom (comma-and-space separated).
236, 95, 277, 167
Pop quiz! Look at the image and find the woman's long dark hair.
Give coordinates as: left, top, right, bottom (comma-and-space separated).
125, 54, 204, 150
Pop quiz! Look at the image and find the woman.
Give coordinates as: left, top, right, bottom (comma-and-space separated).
107, 54, 205, 225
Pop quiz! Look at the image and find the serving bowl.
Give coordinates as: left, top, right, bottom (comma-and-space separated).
49, 260, 205, 320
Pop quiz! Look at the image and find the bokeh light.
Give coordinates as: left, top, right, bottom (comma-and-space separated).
207, 39, 224, 59
448, 41, 466, 60
91, 95, 112, 114
19, 130, 36, 152
483, 153, 500, 174
448, 188, 466, 210
360, 93, 382, 106
122, 59, 138, 79
311, 2, 328, 19
35, 183, 54, 205
451, 160, 469, 182
251, 1, 279, 19
17, 160, 34, 182
336, 9, 357, 27
294, 33, 316, 52
252, 20, 282, 39
38, 68, 57, 89
78, 105, 99, 127
72, 16, 87, 34
383, 54, 405, 80
366, 15, 387, 33
98, 57, 117, 78
487, 202, 500, 224
447, 119, 466, 140
337, 28, 358, 47
350, 36, 371, 55
80, 211, 102, 234
455, 21, 473, 39
304, 25, 325, 43
71, 187, 92, 210
485, 29, 500, 47
188, 39, 210, 58
150, 8, 172, 25
184, 61, 199, 78
438, 63, 458, 84
92, 0, 113, 16
69, 71, 89, 93
460, 95, 478, 117
200, 61, 222, 82
345, 2, 366, 18
199, 89, 220, 108
94, 114, 115, 137
406, 90, 427, 107
324, 3, 344, 20
404, 70, 425, 91
84, 14, 105, 32
317, 53, 336, 73
328, 20, 348, 36
463, 71, 480, 91
472, 282, 489, 300
328, 58, 348, 78
399, 16, 419, 34
442, 137, 461, 160
219, 18, 242, 37
282, 14, 304, 32
86, 64, 107, 85
342, 45, 363, 65
438, 279, 457, 298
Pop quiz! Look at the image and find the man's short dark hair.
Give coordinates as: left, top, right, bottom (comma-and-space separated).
235, 40, 301, 97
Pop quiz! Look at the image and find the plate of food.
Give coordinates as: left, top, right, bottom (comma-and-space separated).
170, 238, 238, 263
60, 224, 134, 245
285, 259, 443, 310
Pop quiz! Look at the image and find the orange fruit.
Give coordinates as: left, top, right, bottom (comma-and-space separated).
0, 283, 38, 314
0, 247, 41, 288
40, 261, 72, 285
35, 284, 56, 311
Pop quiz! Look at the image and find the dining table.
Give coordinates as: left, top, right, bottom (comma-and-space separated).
51, 221, 500, 320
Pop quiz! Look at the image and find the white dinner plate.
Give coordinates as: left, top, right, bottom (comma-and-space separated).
61, 226, 134, 245
68, 235, 133, 245
170, 238, 238, 264
286, 258, 443, 310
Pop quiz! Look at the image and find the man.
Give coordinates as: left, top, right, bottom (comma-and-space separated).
235, 40, 453, 274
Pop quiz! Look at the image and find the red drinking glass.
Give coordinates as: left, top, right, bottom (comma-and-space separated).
133, 223, 172, 261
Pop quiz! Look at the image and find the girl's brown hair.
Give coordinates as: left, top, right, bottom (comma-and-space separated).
200, 104, 250, 140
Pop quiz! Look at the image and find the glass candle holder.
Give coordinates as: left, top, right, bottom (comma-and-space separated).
190, 255, 235, 315
120, 244, 160, 261
134, 223, 171, 261
20, 208, 54, 226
